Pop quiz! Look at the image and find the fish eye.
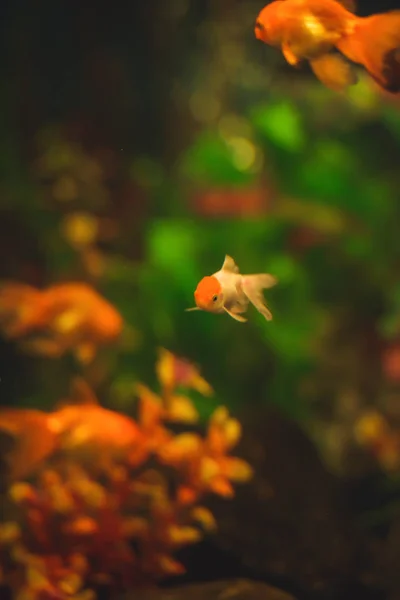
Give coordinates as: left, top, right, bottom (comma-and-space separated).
212, 295, 218, 302
255, 20, 265, 32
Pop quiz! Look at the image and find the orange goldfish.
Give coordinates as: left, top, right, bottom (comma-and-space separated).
254, 0, 400, 93
0, 281, 123, 363
0, 379, 142, 480
186, 255, 277, 322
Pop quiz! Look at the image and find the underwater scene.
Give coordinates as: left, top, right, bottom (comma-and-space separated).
2, 0, 400, 599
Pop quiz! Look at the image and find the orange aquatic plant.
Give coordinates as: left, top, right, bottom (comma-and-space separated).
0, 281, 123, 363
354, 409, 400, 472
0, 349, 253, 600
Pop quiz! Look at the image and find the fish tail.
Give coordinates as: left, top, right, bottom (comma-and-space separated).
249, 273, 278, 290
338, 12, 400, 92
241, 274, 277, 322
0, 282, 40, 308
0, 283, 48, 337
0, 409, 57, 480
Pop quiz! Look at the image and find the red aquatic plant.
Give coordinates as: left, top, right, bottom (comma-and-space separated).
382, 343, 400, 383
191, 186, 270, 218
0, 281, 123, 363
0, 349, 253, 600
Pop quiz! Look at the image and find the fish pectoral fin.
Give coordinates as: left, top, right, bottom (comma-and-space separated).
309, 53, 357, 92
282, 43, 301, 66
230, 303, 247, 314
241, 276, 274, 322
185, 307, 201, 312
223, 306, 247, 323
222, 255, 239, 273
234, 280, 250, 310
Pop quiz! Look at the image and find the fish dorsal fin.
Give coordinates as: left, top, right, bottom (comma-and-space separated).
56, 377, 99, 409
222, 255, 239, 273
71, 377, 99, 405
334, 0, 356, 12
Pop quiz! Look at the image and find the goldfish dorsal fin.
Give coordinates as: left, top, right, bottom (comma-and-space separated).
69, 377, 99, 406
222, 255, 239, 273
334, 0, 356, 12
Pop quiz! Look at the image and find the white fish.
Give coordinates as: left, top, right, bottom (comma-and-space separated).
186, 255, 277, 322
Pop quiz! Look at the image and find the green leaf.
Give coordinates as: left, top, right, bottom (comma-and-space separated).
382, 106, 400, 143
178, 131, 255, 185
251, 102, 306, 152
147, 219, 198, 281
299, 140, 356, 201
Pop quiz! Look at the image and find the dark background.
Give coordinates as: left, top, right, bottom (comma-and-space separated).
0, 0, 400, 162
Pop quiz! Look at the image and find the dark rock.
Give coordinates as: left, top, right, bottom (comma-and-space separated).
374, 512, 400, 600
205, 409, 375, 598
131, 579, 296, 600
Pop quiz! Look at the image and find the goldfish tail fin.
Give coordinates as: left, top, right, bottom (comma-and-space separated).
0, 409, 57, 480
338, 12, 400, 92
0, 282, 41, 315
250, 273, 278, 290
241, 275, 276, 321
0, 282, 45, 337
0, 281, 39, 296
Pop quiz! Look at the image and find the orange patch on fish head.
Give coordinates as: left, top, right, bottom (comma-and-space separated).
255, 2, 284, 45
194, 276, 223, 312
